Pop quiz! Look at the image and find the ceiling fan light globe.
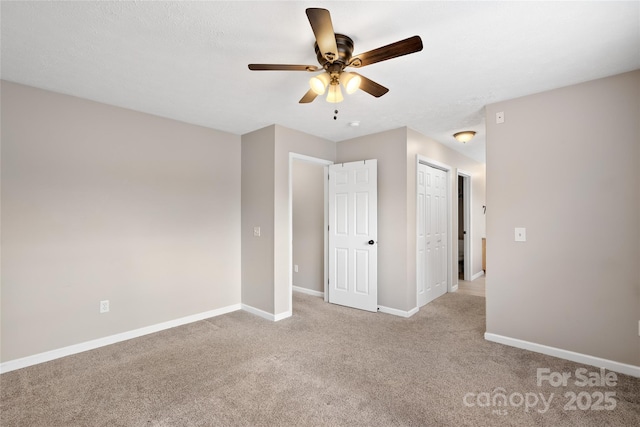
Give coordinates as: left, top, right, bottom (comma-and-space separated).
340, 72, 361, 94
309, 73, 330, 95
326, 83, 344, 103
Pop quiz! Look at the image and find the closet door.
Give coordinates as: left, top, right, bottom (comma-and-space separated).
417, 163, 448, 307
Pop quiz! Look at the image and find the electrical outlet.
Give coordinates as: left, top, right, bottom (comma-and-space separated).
100, 300, 110, 313
496, 111, 505, 124
253, 226, 261, 237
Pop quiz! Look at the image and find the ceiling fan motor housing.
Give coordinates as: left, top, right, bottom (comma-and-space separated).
315, 34, 354, 74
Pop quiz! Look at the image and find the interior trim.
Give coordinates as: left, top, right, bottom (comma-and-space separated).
0, 303, 242, 374
242, 304, 291, 322
293, 286, 324, 298
484, 332, 640, 378
378, 305, 419, 318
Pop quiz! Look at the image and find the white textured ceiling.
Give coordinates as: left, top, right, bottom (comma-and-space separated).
2, 1, 639, 163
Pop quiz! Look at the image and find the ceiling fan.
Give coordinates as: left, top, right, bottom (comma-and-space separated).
248, 8, 423, 104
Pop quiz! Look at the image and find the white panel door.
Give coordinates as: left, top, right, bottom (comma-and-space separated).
417, 163, 448, 307
417, 165, 430, 306
432, 167, 448, 299
328, 160, 378, 312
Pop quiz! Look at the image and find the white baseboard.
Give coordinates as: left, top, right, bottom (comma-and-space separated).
0, 303, 242, 374
241, 304, 291, 322
484, 332, 640, 378
241, 304, 275, 321
451, 284, 459, 292
292, 285, 324, 298
378, 305, 419, 318
471, 271, 485, 280
273, 310, 292, 322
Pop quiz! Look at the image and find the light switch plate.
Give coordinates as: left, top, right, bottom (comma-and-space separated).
515, 227, 526, 242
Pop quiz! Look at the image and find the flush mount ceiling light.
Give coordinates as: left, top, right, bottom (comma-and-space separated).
453, 131, 476, 143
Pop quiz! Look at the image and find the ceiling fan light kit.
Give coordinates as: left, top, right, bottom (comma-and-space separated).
248, 8, 423, 104
340, 72, 362, 94
453, 131, 476, 143
310, 71, 360, 101
326, 83, 344, 103
309, 73, 331, 95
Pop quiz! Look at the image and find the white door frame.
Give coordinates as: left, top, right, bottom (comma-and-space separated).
288, 153, 333, 310
457, 170, 473, 282
416, 155, 454, 303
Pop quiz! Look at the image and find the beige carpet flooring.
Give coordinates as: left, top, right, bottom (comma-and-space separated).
1, 291, 639, 426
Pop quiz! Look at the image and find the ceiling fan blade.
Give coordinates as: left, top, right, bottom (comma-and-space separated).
350, 36, 423, 68
299, 89, 319, 104
352, 73, 389, 98
306, 8, 339, 63
248, 64, 319, 72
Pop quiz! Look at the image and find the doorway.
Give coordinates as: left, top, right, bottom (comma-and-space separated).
457, 171, 472, 281
289, 155, 379, 313
289, 153, 332, 311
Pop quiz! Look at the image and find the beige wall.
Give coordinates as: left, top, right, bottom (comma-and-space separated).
273, 126, 335, 315
241, 125, 334, 317
485, 70, 640, 366
241, 126, 276, 313
1, 81, 241, 362
292, 160, 325, 293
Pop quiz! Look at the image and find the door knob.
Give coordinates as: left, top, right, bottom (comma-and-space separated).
368, 240, 375, 245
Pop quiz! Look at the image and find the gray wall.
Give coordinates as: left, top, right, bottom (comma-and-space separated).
292, 160, 325, 293
1, 81, 242, 362
485, 70, 640, 366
